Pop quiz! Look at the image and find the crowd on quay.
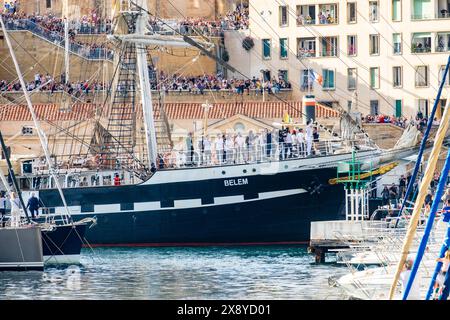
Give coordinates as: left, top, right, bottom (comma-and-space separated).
153, 121, 323, 170
378, 170, 449, 217
174, 3, 249, 35
1, 71, 291, 96
1, 10, 114, 60
0, 74, 106, 95
362, 112, 440, 132
153, 72, 292, 95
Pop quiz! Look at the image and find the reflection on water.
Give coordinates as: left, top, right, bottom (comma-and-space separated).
0, 246, 348, 299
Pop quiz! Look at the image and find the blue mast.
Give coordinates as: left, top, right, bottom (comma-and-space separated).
397, 56, 450, 222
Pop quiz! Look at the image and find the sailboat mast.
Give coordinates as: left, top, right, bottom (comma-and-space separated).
63, 0, 70, 84
0, 131, 31, 223
134, 0, 158, 166
0, 16, 71, 224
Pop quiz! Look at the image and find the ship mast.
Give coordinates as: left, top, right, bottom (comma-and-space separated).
133, 0, 158, 166
0, 16, 71, 224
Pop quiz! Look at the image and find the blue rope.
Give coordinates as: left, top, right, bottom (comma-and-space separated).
396, 56, 450, 224
403, 148, 450, 299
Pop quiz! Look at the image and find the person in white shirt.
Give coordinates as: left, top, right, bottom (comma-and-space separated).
215, 134, 224, 164
296, 128, 305, 157
203, 136, 211, 165
225, 134, 234, 164
285, 130, 293, 158
9, 192, 21, 227
235, 132, 245, 163
305, 120, 314, 156
0, 191, 6, 227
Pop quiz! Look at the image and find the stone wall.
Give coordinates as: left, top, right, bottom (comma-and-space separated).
361, 123, 405, 149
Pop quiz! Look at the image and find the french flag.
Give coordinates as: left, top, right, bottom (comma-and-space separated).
309, 70, 323, 86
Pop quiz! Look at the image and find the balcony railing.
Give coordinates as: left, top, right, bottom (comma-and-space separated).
411, 46, 431, 53
318, 16, 338, 25
296, 17, 316, 25
297, 49, 316, 58
436, 45, 450, 52
411, 11, 450, 20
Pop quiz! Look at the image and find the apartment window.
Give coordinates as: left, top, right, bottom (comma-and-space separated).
347, 68, 357, 90
297, 5, 316, 25
436, 32, 450, 52
46, 0, 52, 9
347, 2, 357, 23
322, 69, 335, 90
320, 36, 338, 57
318, 4, 338, 24
412, 33, 431, 53
392, 0, 402, 21
370, 67, 380, 89
417, 99, 429, 117
280, 38, 288, 59
278, 70, 288, 82
438, 1, 450, 18
395, 100, 402, 117
279, 6, 289, 27
439, 65, 450, 86
347, 35, 357, 56
370, 100, 379, 115
393, 33, 402, 54
369, 34, 380, 55
262, 39, 271, 59
412, 0, 434, 20
393, 66, 402, 87
369, 1, 379, 22
415, 66, 429, 87
297, 37, 316, 57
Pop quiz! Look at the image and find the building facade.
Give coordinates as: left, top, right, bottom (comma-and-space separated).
227, 0, 450, 118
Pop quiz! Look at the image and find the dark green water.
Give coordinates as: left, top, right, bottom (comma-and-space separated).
0, 246, 348, 299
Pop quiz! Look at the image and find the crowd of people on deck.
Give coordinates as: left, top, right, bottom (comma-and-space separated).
153, 72, 292, 95
153, 121, 323, 169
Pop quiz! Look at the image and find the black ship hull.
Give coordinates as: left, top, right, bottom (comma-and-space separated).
41, 223, 88, 263
37, 151, 373, 246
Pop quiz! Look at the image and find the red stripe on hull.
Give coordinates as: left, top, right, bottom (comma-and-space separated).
83, 241, 309, 248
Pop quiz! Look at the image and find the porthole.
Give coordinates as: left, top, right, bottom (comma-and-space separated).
285, 165, 288, 169
252, 168, 256, 172
243, 169, 247, 173
222, 171, 226, 175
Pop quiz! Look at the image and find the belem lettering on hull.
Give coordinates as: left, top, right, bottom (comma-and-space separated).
224, 178, 249, 187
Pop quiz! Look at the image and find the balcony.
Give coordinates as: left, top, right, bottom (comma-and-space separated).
297, 38, 316, 58
318, 4, 338, 25
411, 33, 432, 53
436, 33, 450, 52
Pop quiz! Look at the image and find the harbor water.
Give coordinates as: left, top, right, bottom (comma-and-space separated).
0, 246, 349, 300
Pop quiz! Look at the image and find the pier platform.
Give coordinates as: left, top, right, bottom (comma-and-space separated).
308, 220, 375, 263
